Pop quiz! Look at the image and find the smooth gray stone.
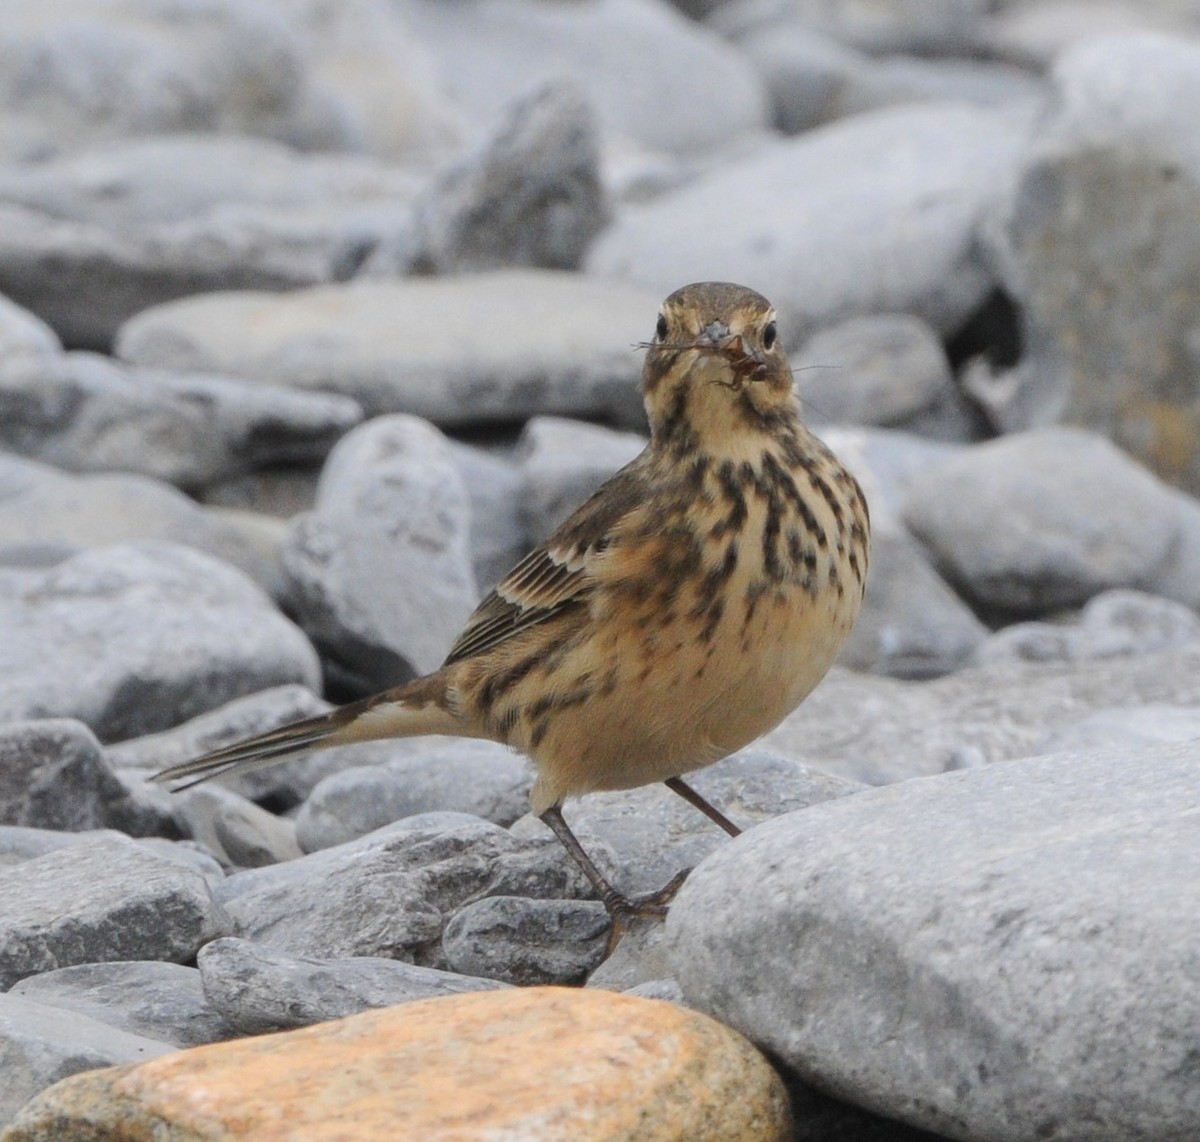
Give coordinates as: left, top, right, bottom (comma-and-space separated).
448, 441, 525, 593
0, 7, 364, 163
588, 103, 1029, 343
980, 2, 1191, 70
743, 20, 1042, 135
105, 684, 334, 806
514, 750, 861, 897
170, 784, 304, 870
516, 415, 646, 545
974, 588, 1200, 666
902, 428, 1180, 614
0, 541, 320, 741
363, 82, 608, 276
281, 414, 477, 688
0, 837, 228, 991
116, 271, 662, 428
669, 745, 1200, 1142
0, 826, 130, 870
0, 451, 278, 589
0, 994, 173, 1128
979, 33, 1200, 496
0, 719, 173, 837
0, 128, 423, 347
11, 961, 236, 1049
442, 896, 608, 986
625, 978, 684, 1004
406, 0, 768, 155
295, 740, 533, 852
838, 524, 988, 679
712, 0, 989, 55
1032, 703, 1200, 756
817, 426, 967, 522
197, 937, 510, 1036
0, 294, 58, 358
762, 640, 1200, 784
586, 920, 674, 994
212, 817, 596, 960
794, 313, 973, 441
0, 350, 361, 490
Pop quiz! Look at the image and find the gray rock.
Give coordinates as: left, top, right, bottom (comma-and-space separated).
980, 1, 1194, 70
10, 961, 236, 1049
0, 294, 59, 358
0, 718, 174, 838
974, 588, 1200, 666
516, 415, 646, 544
762, 639, 1200, 785
0, 541, 320, 741
116, 271, 661, 427
196, 936, 510, 1037
668, 744, 1200, 1142
0, 452, 266, 575
817, 426, 967, 522
514, 750, 861, 898
794, 313, 974, 442
0, 350, 361, 490
448, 441, 525, 593
442, 896, 608, 986
902, 428, 1181, 614
0, 826, 131, 870
281, 415, 477, 689
407, 0, 768, 155
624, 978, 684, 1004
0, 3, 360, 163
295, 739, 534, 852
0, 836, 227, 991
274, 0, 467, 164
840, 524, 988, 678
713, 0, 989, 55
586, 920, 674, 994
212, 817, 596, 960
198, 464, 322, 521
130, 839, 226, 889
0, 994, 173, 1128
1033, 703, 1200, 756
106, 684, 399, 808
980, 33, 1200, 495
363, 82, 608, 276
0, 133, 423, 347
171, 784, 304, 870
740, 20, 1042, 135
588, 103, 1029, 342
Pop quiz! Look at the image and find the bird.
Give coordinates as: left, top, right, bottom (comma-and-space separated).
153, 281, 870, 949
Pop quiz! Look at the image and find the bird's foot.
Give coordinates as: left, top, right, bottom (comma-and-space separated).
600, 868, 691, 958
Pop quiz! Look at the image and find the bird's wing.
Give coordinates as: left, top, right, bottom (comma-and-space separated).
442, 458, 650, 666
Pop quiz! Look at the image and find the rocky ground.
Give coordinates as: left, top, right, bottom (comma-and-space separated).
2, 1, 1200, 1139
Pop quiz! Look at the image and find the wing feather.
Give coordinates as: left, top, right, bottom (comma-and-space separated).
441, 457, 651, 667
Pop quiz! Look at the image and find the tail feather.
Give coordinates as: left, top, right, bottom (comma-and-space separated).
152, 675, 463, 790
151, 710, 353, 790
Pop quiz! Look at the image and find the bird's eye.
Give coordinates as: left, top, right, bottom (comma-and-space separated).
762, 320, 777, 350
655, 314, 669, 341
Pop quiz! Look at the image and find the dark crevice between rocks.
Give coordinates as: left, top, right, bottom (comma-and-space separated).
945, 286, 1022, 374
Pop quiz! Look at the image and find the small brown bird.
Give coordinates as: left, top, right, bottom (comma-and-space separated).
154, 282, 869, 944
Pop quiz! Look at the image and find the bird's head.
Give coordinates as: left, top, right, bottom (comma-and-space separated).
641, 282, 797, 453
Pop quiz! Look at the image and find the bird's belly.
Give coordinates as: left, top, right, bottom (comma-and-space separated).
523, 579, 857, 808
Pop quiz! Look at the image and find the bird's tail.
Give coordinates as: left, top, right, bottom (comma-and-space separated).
151, 674, 461, 790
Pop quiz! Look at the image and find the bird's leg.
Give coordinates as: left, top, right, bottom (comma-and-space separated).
663, 776, 742, 837
539, 805, 691, 956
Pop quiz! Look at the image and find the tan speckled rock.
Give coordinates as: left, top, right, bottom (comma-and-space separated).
2, 986, 791, 1141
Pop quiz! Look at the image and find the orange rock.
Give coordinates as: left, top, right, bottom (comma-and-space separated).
3, 986, 791, 1140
